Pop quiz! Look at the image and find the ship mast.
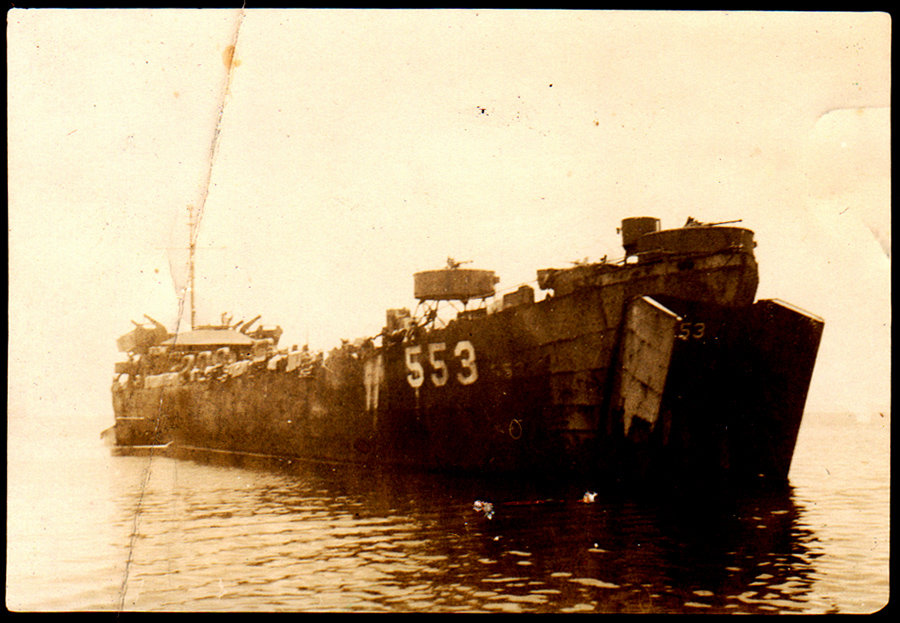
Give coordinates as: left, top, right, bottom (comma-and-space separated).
187, 203, 196, 330
182, 10, 244, 332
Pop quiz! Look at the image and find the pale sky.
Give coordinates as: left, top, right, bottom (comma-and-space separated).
7, 9, 891, 439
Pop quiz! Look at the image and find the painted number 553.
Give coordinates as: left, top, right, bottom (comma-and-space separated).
405, 341, 478, 388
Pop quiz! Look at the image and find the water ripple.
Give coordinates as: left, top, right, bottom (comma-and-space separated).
6, 416, 889, 612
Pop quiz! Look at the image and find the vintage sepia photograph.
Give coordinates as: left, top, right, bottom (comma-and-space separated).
8, 9, 889, 613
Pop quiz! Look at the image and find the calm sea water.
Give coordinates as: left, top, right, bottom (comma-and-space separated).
6, 411, 889, 613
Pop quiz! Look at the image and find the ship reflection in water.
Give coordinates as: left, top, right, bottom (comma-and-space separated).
107, 450, 827, 613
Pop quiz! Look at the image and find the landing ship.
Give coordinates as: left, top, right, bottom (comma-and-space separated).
111, 217, 823, 485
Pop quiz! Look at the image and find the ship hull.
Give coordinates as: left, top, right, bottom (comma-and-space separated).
112, 258, 823, 486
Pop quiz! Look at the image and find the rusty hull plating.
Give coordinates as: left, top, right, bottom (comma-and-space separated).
111, 217, 824, 487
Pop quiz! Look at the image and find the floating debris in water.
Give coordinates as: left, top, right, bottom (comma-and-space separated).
473, 500, 495, 519
582, 491, 598, 503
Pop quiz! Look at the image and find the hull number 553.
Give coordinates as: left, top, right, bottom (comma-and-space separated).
405, 341, 477, 388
